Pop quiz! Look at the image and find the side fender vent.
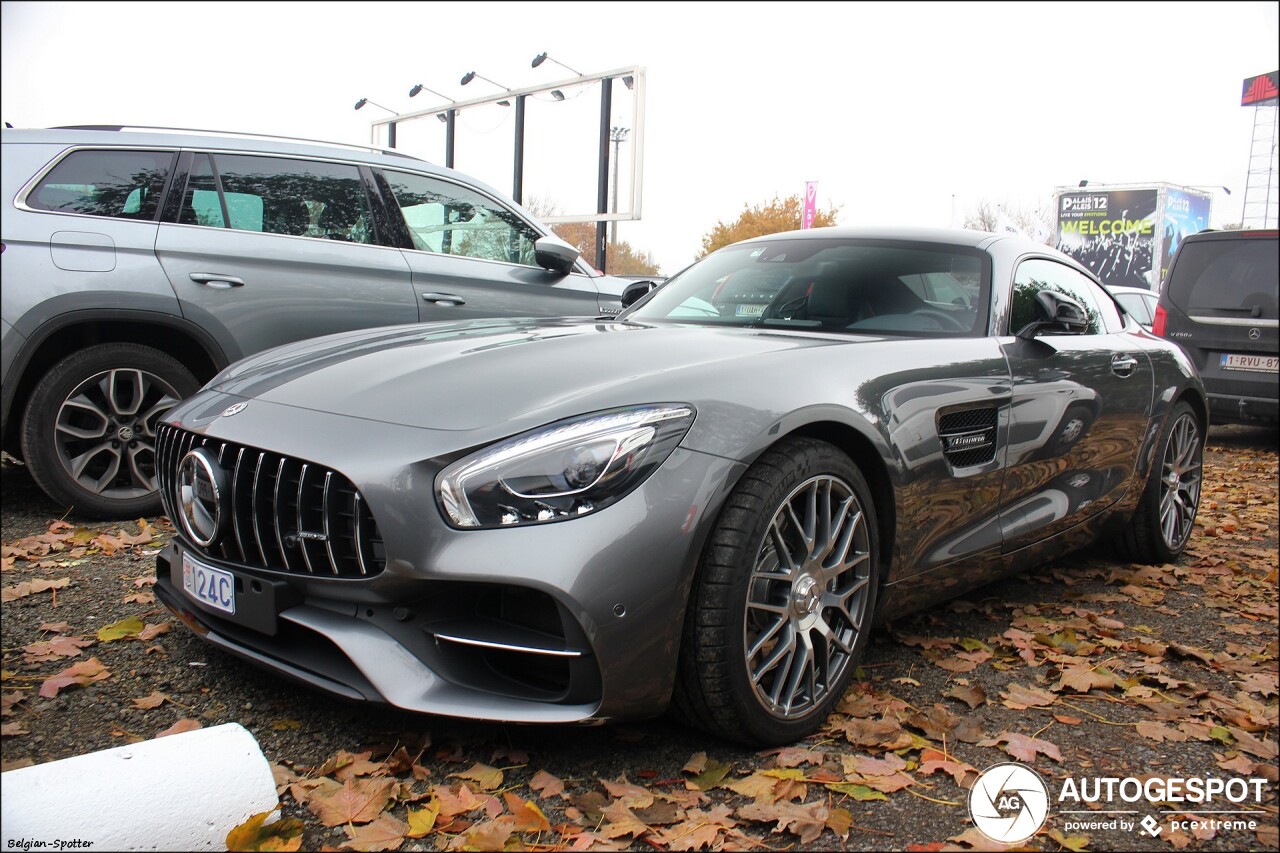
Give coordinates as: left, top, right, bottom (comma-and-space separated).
938, 407, 998, 467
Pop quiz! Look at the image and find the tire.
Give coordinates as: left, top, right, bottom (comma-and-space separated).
673, 437, 879, 746
21, 343, 200, 520
1116, 401, 1203, 564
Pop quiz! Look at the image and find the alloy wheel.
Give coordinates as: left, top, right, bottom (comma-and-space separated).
744, 474, 873, 719
1158, 412, 1202, 550
54, 368, 182, 499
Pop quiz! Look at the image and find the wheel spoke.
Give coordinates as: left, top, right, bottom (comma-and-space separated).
55, 396, 110, 439
105, 369, 146, 417
67, 443, 122, 493
124, 443, 158, 493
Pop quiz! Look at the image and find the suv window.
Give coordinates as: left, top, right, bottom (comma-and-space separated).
177, 153, 373, 244
383, 170, 541, 267
27, 149, 173, 220
1010, 259, 1123, 334
1166, 238, 1279, 319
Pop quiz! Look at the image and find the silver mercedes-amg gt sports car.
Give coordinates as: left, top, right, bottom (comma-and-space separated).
154, 227, 1206, 745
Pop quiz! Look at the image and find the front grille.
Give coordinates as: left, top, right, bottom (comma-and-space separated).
157, 424, 385, 578
938, 407, 998, 467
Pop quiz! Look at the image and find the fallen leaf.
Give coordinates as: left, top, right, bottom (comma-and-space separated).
450, 761, 503, 791
979, 731, 1062, 763
38, 656, 111, 698
344, 813, 407, 852
944, 682, 987, 709
226, 809, 304, 852
97, 616, 144, 642
309, 777, 396, 826
156, 718, 203, 738
131, 691, 168, 710
737, 799, 828, 844
1, 576, 70, 602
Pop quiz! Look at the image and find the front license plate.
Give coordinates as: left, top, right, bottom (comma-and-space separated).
1221, 353, 1279, 372
182, 551, 236, 616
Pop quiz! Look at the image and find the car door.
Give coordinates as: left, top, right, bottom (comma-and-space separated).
999, 258, 1153, 551
378, 169, 604, 321
154, 151, 417, 364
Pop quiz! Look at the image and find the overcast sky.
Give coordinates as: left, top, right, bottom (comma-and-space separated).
3, 1, 1276, 274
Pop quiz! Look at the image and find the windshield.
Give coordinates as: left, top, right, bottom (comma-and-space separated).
628, 238, 990, 336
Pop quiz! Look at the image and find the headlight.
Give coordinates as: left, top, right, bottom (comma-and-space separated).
437, 404, 695, 529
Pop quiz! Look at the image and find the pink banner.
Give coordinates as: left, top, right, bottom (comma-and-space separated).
802, 181, 817, 229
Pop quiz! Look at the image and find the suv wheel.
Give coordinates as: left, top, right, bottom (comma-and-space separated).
21, 343, 199, 519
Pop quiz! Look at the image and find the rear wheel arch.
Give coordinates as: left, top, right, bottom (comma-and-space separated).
4, 317, 222, 456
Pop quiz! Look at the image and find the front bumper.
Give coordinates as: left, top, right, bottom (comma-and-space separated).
154, 395, 744, 723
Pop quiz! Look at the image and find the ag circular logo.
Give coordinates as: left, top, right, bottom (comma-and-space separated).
176, 447, 227, 547
968, 762, 1050, 844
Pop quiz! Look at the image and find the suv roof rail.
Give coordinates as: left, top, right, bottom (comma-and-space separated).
49, 125, 421, 161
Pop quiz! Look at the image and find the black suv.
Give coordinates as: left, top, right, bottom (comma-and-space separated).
1155, 229, 1278, 425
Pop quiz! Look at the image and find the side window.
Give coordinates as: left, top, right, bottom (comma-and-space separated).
178, 153, 371, 244
383, 170, 542, 267
1010, 259, 1114, 335
27, 149, 173, 220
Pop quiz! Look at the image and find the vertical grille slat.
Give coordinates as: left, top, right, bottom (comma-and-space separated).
155, 424, 384, 579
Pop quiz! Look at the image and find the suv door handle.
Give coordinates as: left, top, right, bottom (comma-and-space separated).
189, 272, 245, 288
421, 292, 466, 306
1111, 354, 1138, 377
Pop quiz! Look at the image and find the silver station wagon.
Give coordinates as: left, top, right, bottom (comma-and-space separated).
1, 126, 628, 519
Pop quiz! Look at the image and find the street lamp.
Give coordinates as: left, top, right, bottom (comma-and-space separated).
354, 98, 395, 114
408, 83, 452, 101
460, 71, 510, 90
355, 98, 398, 148
1187, 185, 1232, 195
531, 52, 582, 75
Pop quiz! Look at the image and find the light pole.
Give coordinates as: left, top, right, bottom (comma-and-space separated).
409, 82, 457, 168
610, 126, 629, 244
355, 98, 398, 148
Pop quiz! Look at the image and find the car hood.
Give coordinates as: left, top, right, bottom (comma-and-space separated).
208, 318, 848, 431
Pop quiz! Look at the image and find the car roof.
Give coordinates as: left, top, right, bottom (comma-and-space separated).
730, 224, 1042, 251
3, 124, 485, 179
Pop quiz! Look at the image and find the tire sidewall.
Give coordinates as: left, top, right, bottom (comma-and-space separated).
715, 440, 880, 745
20, 343, 200, 519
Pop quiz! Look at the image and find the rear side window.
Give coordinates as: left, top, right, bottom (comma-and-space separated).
1168, 238, 1279, 320
177, 153, 373, 244
27, 149, 173, 220
383, 170, 542, 267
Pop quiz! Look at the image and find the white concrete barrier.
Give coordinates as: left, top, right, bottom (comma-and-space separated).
1, 722, 278, 852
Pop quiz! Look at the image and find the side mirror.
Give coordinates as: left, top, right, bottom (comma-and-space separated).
533, 234, 581, 274
1016, 290, 1090, 340
621, 280, 657, 308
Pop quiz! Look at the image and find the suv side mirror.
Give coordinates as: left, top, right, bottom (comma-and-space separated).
621, 280, 657, 308
1016, 290, 1090, 340
534, 234, 581, 274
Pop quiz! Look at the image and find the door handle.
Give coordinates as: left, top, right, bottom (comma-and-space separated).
421, 292, 466, 306
1111, 354, 1138, 377
189, 272, 245, 288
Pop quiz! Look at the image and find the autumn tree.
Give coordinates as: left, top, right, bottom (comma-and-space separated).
697, 194, 842, 259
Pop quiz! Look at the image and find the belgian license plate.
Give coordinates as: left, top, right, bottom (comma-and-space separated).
182, 551, 236, 615
1221, 353, 1279, 372
736, 303, 765, 317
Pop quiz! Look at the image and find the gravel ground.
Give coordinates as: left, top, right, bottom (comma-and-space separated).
2, 424, 1277, 852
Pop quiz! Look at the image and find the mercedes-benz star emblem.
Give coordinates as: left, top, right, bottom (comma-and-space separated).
176, 447, 227, 547
221, 402, 249, 417
1249, 328, 1261, 340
